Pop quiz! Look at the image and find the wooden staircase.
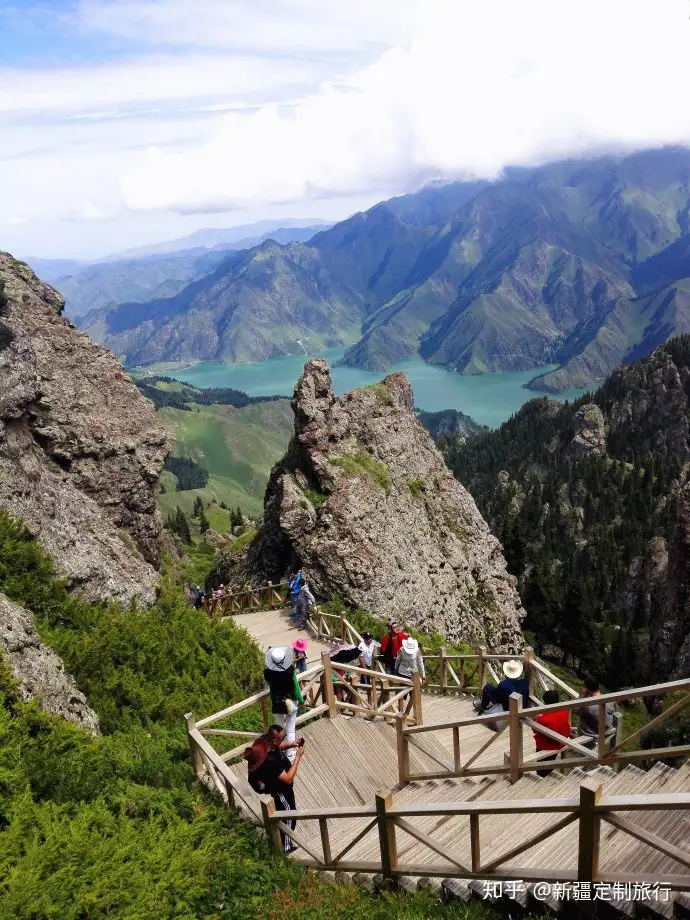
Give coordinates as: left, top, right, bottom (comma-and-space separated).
188, 607, 690, 917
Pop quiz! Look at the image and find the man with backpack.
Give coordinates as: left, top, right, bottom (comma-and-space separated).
288, 570, 303, 621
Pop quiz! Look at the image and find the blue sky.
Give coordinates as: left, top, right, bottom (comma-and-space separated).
2, 0, 690, 260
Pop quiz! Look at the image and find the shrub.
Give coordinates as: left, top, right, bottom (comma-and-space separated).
331, 451, 390, 492
407, 479, 424, 498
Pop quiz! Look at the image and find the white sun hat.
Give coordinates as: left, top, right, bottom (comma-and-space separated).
502, 659, 524, 680
402, 637, 418, 655
265, 646, 294, 671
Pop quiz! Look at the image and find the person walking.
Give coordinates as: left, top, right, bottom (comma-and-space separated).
244, 725, 305, 853
358, 632, 380, 685
395, 637, 426, 681
295, 581, 316, 629
379, 621, 408, 675
578, 676, 615, 746
531, 689, 571, 776
288, 571, 303, 621
292, 638, 308, 673
264, 646, 304, 759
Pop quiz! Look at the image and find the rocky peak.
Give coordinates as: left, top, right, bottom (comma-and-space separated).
568, 403, 606, 457
250, 360, 525, 649
0, 253, 168, 605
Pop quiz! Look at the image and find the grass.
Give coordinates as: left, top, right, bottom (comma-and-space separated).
331, 450, 390, 492
360, 382, 394, 406
407, 479, 424, 498
157, 399, 293, 518
303, 487, 326, 507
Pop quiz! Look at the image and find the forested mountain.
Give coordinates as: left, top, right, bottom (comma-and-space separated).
78, 147, 690, 384
442, 335, 690, 688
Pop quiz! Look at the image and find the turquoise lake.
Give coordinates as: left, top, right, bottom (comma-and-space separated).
157, 348, 589, 429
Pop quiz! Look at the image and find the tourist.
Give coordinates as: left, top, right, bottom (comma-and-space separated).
474, 659, 530, 713
395, 637, 426, 681
531, 689, 571, 776
295, 581, 316, 629
288, 571, 303, 620
192, 585, 205, 609
292, 638, 308, 673
358, 631, 380, 685
578, 676, 615, 744
379, 621, 409, 675
264, 646, 304, 760
244, 725, 305, 853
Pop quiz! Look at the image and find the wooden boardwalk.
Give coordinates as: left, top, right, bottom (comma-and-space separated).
208, 608, 690, 912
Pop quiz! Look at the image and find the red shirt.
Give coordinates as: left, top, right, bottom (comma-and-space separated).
379, 632, 408, 664
532, 709, 571, 751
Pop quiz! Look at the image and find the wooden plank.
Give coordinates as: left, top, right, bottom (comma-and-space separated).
601, 813, 690, 869
596, 793, 690, 811
274, 820, 324, 862
458, 723, 505, 773
396, 713, 410, 783
319, 818, 332, 865
508, 692, 523, 784
261, 796, 283, 853
322, 650, 337, 717
393, 816, 471, 872
481, 813, 578, 873
388, 798, 580, 817
331, 818, 379, 865
470, 814, 481, 872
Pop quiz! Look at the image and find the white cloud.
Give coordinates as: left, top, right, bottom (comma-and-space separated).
121, 0, 690, 215
3, 0, 690, 257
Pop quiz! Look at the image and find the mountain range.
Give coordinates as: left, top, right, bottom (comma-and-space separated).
75, 147, 690, 390
26, 220, 330, 319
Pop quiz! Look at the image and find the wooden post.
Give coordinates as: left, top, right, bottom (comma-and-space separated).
375, 791, 397, 881
224, 777, 236, 810
369, 672, 378, 719
396, 712, 410, 784
470, 813, 481, 872
260, 695, 270, 731
577, 779, 602, 882
260, 795, 283, 853
452, 725, 461, 775
340, 614, 346, 641
508, 692, 523, 784
612, 711, 623, 772
439, 646, 447, 694
524, 646, 535, 700
185, 712, 203, 777
319, 818, 332, 865
477, 645, 486, 690
322, 650, 337, 717
412, 671, 423, 725
458, 657, 465, 690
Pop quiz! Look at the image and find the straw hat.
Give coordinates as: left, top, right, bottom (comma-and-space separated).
265, 646, 294, 671
292, 638, 308, 653
243, 738, 270, 772
402, 637, 418, 655
502, 659, 524, 680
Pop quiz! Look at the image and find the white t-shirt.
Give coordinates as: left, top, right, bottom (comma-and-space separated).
358, 639, 380, 667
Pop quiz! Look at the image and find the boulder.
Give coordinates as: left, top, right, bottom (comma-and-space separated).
0, 592, 100, 733
249, 359, 525, 649
0, 254, 168, 605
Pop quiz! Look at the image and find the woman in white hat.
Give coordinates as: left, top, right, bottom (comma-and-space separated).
264, 646, 305, 759
474, 658, 529, 714
394, 636, 426, 681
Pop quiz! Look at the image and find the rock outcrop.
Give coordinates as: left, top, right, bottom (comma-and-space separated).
249, 360, 525, 649
568, 404, 606, 457
0, 593, 99, 733
0, 253, 168, 605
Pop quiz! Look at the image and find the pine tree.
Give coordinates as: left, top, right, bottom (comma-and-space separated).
174, 507, 191, 544
193, 496, 204, 518
199, 507, 210, 534
230, 505, 244, 529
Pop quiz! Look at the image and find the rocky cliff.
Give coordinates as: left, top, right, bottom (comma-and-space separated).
0, 253, 168, 605
249, 360, 525, 649
0, 592, 99, 733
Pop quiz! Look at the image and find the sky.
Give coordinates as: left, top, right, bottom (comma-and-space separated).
3, 0, 690, 259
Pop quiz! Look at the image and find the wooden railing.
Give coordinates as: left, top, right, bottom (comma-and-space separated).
205, 581, 289, 617
398, 678, 690, 784
259, 780, 690, 888
186, 653, 424, 768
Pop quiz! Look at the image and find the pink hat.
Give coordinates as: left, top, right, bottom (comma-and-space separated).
292, 638, 308, 653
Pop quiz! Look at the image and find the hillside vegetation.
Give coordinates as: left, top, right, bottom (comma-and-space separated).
0, 509, 512, 920
443, 335, 690, 688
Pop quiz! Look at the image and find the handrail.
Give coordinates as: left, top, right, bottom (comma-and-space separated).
205, 580, 290, 617
260, 782, 690, 888
399, 679, 690, 784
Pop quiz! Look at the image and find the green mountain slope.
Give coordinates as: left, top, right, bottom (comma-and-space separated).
442, 334, 690, 687
78, 147, 690, 387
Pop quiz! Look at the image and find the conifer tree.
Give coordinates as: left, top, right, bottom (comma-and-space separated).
199, 506, 210, 534
174, 507, 191, 544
